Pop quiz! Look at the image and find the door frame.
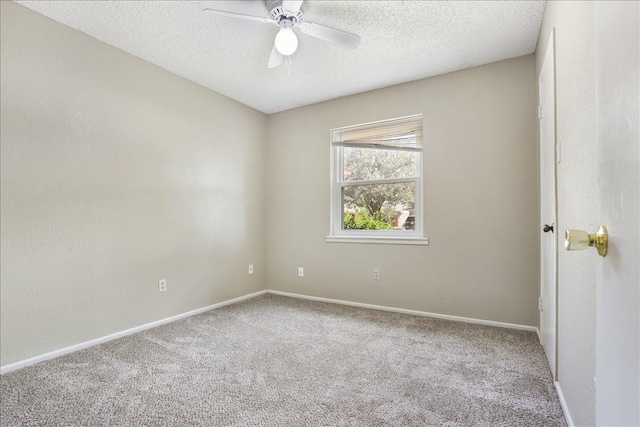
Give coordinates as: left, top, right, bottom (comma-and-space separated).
538, 28, 558, 380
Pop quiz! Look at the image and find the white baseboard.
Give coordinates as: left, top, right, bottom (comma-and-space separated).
267, 290, 539, 334
1, 288, 541, 375
554, 381, 575, 426
0, 290, 267, 375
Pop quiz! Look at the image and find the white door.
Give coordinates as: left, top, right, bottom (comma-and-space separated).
539, 29, 557, 379
594, 2, 639, 425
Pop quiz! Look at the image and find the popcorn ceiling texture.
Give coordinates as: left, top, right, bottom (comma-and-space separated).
15, 0, 545, 114
0, 295, 566, 426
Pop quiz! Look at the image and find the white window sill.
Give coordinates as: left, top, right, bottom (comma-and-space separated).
325, 236, 429, 246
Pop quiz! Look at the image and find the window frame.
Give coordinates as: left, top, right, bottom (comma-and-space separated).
327, 115, 428, 245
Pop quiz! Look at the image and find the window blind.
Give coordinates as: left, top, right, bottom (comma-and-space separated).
331, 114, 423, 152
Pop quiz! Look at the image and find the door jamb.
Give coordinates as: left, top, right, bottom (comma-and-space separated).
538, 27, 559, 381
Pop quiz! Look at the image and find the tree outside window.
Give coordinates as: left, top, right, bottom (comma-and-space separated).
330, 114, 424, 239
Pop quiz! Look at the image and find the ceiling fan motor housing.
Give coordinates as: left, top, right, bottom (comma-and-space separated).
267, 0, 303, 24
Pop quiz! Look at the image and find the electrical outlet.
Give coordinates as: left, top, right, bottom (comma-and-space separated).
248, 264, 254, 275
539, 297, 543, 311
298, 267, 304, 277
373, 269, 380, 280
158, 279, 167, 293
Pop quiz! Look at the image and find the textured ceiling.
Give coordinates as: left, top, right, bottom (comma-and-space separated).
14, 0, 545, 114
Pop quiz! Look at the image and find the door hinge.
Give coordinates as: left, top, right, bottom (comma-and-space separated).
538, 105, 543, 119
539, 297, 543, 311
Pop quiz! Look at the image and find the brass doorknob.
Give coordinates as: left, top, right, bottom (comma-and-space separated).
564, 225, 608, 257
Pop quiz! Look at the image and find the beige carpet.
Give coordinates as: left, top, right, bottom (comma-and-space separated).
0, 294, 566, 426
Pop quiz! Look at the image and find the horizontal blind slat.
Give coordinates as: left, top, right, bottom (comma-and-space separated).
332, 143, 422, 152
332, 114, 423, 150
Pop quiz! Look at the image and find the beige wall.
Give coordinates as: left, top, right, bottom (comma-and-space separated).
1, 1, 543, 371
3, 3, 630, 424
0, 2, 267, 365
266, 55, 539, 327
536, 1, 597, 425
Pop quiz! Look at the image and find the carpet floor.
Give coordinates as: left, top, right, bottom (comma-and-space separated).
0, 294, 566, 426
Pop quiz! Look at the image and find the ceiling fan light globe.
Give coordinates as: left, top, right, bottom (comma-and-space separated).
275, 28, 298, 56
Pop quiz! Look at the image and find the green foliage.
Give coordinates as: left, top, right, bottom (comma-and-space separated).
343, 147, 416, 215
344, 211, 395, 230
344, 147, 416, 181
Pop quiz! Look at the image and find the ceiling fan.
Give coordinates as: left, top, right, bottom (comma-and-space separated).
203, 0, 361, 68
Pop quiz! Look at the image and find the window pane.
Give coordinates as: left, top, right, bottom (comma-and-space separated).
343, 147, 416, 181
343, 182, 416, 230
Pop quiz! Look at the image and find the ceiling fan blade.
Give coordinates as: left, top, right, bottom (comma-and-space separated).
202, 8, 272, 24
298, 22, 360, 48
268, 42, 283, 68
282, 0, 303, 14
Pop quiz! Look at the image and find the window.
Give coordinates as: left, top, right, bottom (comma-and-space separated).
327, 114, 428, 245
